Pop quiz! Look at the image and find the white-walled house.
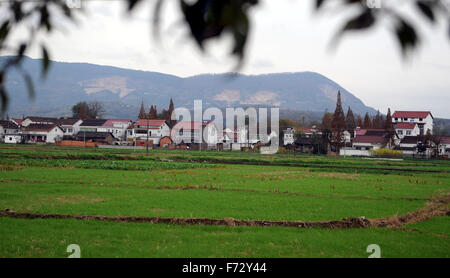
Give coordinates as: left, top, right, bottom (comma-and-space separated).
394, 122, 420, 139
0, 120, 19, 142
79, 119, 108, 133
100, 119, 132, 140
352, 135, 387, 150
126, 119, 171, 145
438, 137, 450, 157
56, 118, 83, 137
283, 127, 295, 145
20, 124, 64, 143
171, 121, 219, 145
392, 111, 433, 136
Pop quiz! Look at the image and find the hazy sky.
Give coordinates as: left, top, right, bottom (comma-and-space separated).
5, 0, 450, 117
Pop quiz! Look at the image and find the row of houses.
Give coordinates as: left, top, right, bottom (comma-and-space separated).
283, 111, 450, 158
0, 116, 274, 150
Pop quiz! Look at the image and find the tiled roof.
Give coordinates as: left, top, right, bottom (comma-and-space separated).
102, 119, 132, 127
25, 116, 57, 122
11, 119, 23, 125
21, 124, 59, 132
80, 119, 108, 127
395, 122, 417, 129
353, 135, 386, 144
392, 111, 432, 119
400, 136, 421, 144
56, 118, 81, 126
134, 119, 166, 129
439, 136, 450, 145
75, 132, 113, 140
0, 120, 19, 129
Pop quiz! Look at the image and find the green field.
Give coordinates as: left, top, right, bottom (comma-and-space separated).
0, 144, 449, 257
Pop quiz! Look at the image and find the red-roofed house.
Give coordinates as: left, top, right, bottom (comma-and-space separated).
126, 119, 170, 145
392, 111, 433, 136
11, 118, 23, 127
394, 122, 420, 139
99, 119, 132, 140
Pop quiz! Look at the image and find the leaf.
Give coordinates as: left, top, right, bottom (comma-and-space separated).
11, 1, 23, 22
39, 5, 51, 31
416, 0, 435, 22
448, 18, 450, 39
127, 0, 142, 11
342, 9, 375, 32
152, 0, 164, 38
17, 43, 26, 57
395, 18, 419, 55
0, 20, 10, 44
41, 45, 50, 78
0, 72, 8, 115
22, 71, 35, 100
315, 0, 326, 9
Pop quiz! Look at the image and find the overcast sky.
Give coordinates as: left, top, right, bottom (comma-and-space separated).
5, 0, 450, 118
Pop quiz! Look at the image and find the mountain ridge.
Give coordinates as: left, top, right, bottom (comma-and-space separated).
1, 56, 377, 119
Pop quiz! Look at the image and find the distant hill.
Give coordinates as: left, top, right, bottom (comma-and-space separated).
1, 56, 378, 119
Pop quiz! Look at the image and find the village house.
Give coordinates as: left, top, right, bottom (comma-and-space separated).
352, 135, 387, 151
56, 118, 83, 138
171, 121, 219, 147
283, 126, 322, 146
392, 111, 433, 136
126, 119, 171, 146
283, 127, 295, 145
20, 124, 64, 143
79, 119, 108, 133
394, 122, 420, 139
0, 120, 20, 143
395, 136, 423, 157
100, 119, 132, 140
438, 137, 450, 157
74, 131, 115, 145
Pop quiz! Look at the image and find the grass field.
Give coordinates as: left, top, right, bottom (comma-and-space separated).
0, 144, 449, 257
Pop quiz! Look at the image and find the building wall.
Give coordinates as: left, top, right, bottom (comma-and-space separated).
392, 114, 433, 135
395, 125, 420, 139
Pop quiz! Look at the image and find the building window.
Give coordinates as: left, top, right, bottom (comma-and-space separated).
398, 130, 403, 135
406, 130, 411, 135
419, 118, 423, 121
68, 129, 73, 133
403, 118, 408, 121
395, 118, 398, 121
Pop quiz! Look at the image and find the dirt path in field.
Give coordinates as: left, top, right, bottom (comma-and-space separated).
1, 195, 448, 229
